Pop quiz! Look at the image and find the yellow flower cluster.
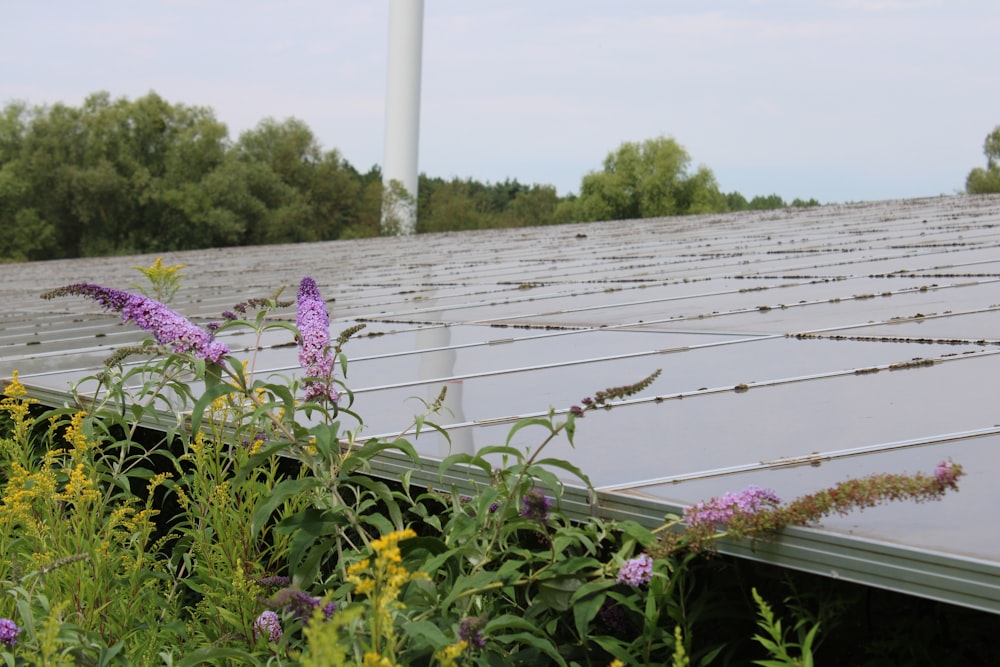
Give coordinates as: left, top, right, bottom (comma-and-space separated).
433, 640, 468, 667
1, 371, 37, 461
54, 461, 101, 504
347, 529, 426, 599
0, 460, 57, 529
64, 411, 90, 455
347, 529, 428, 659
362, 652, 401, 667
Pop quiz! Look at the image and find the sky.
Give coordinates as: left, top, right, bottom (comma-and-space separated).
2, 0, 999, 204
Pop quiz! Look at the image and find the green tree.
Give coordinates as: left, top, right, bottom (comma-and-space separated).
417, 177, 496, 232
500, 184, 560, 227
233, 118, 362, 244
575, 136, 727, 221
727, 191, 750, 212
966, 125, 1000, 194
339, 165, 386, 239
748, 194, 787, 210
0, 92, 234, 258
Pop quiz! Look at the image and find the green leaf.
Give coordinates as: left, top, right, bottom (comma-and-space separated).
534, 456, 592, 486
274, 507, 341, 536
439, 452, 493, 478
569, 578, 617, 605
477, 444, 527, 460
251, 477, 320, 537
505, 417, 556, 447
564, 412, 576, 446
492, 632, 567, 667
292, 534, 338, 586
573, 589, 608, 640
342, 436, 420, 475
442, 571, 501, 610
177, 647, 261, 666
591, 635, 634, 664
402, 619, 450, 649
400, 535, 448, 558
538, 575, 585, 611
617, 520, 657, 547
485, 614, 539, 634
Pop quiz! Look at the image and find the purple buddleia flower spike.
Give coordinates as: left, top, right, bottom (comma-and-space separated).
0, 618, 21, 646
684, 484, 781, 529
41, 283, 229, 363
459, 615, 488, 649
296, 278, 339, 403
616, 553, 654, 587
253, 610, 282, 642
520, 488, 553, 523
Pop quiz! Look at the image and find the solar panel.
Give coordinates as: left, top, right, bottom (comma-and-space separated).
3, 194, 999, 611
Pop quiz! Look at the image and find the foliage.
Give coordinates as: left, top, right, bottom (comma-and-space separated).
574, 137, 728, 221
0, 92, 823, 261
725, 193, 820, 212
0, 260, 966, 666
750, 588, 817, 667
966, 125, 1000, 194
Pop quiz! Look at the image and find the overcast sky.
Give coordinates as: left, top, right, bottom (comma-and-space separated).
3, 1, 998, 204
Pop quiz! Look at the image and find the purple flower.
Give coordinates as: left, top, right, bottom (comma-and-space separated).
935, 459, 959, 486
0, 618, 21, 646
616, 553, 654, 587
253, 610, 282, 642
459, 615, 488, 649
296, 277, 338, 403
42, 283, 229, 363
684, 485, 781, 529
569, 405, 585, 418
285, 590, 336, 623
520, 488, 553, 523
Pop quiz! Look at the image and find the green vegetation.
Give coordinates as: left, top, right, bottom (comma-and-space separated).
966, 125, 1000, 195
0, 263, 984, 664
0, 92, 820, 262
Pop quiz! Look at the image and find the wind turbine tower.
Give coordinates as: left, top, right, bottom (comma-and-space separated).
382, 0, 424, 235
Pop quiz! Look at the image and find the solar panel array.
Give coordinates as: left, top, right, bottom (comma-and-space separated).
3, 194, 1000, 612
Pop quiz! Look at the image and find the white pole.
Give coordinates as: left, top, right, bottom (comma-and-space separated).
382, 0, 424, 235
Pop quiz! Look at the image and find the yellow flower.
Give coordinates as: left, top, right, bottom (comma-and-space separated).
55, 462, 101, 503
64, 411, 90, 454
347, 529, 427, 646
1, 371, 37, 450
434, 640, 468, 667
609, 660, 625, 667
362, 652, 400, 667
146, 472, 172, 493
3, 371, 27, 400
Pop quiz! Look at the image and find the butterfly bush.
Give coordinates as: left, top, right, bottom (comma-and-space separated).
658, 461, 966, 556
0, 618, 21, 646
617, 553, 654, 587
41, 283, 229, 363
459, 615, 488, 649
684, 485, 782, 529
519, 487, 553, 523
296, 277, 339, 403
253, 610, 282, 642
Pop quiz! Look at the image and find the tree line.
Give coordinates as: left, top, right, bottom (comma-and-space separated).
966, 125, 1000, 195
1, 92, 820, 262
